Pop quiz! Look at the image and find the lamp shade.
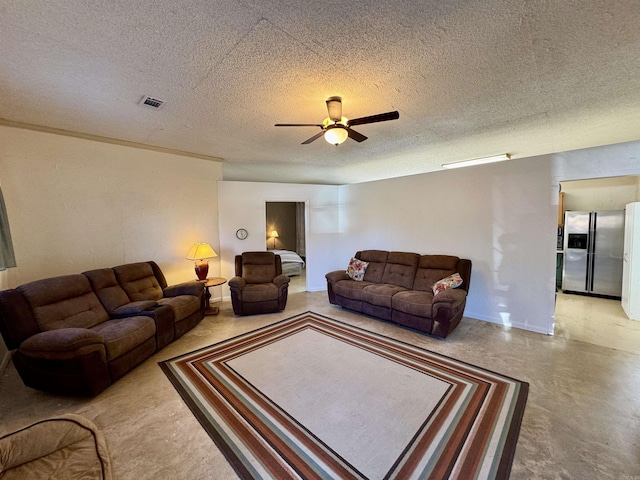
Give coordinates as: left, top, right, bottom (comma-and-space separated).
186, 242, 217, 261
270, 231, 279, 238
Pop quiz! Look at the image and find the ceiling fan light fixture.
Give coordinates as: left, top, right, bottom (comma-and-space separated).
326, 96, 342, 121
324, 125, 349, 145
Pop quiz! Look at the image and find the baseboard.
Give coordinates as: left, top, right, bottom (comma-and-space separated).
465, 311, 554, 335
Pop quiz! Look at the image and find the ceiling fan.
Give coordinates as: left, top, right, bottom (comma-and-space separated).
275, 96, 399, 146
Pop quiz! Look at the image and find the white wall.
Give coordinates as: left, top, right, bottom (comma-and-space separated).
338, 140, 640, 335
340, 155, 557, 334
0, 125, 223, 288
217, 181, 342, 294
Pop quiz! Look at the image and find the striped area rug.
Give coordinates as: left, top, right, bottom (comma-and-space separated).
160, 312, 528, 479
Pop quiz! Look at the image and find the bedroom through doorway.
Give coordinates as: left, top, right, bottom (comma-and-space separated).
265, 201, 306, 293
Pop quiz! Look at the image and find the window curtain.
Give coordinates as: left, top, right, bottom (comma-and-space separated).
0, 187, 16, 270
295, 202, 305, 258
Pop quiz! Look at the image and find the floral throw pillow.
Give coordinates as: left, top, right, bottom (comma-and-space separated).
346, 257, 369, 281
432, 273, 463, 295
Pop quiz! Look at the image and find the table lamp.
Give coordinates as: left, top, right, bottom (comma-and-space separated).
186, 242, 217, 280
270, 230, 279, 249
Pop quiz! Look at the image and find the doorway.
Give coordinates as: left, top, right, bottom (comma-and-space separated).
554, 176, 640, 354
265, 201, 306, 293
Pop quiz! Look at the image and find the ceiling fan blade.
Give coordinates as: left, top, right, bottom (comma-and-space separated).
347, 110, 399, 126
326, 96, 342, 122
275, 123, 323, 127
301, 131, 326, 144
347, 127, 367, 142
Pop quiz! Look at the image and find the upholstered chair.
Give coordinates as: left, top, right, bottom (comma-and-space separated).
229, 252, 290, 315
0, 413, 113, 479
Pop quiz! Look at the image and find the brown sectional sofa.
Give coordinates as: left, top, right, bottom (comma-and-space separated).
0, 261, 205, 396
325, 250, 472, 338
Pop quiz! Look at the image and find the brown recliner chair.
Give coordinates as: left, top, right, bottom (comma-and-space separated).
229, 252, 290, 315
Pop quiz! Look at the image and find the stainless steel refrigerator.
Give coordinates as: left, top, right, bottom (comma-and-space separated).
563, 210, 625, 298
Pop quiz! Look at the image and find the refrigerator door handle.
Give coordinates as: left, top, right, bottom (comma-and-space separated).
586, 212, 595, 292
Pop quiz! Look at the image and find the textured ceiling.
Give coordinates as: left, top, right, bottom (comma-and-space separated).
2, 1, 640, 184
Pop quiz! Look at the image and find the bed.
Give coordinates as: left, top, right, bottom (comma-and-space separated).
270, 249, 305, 276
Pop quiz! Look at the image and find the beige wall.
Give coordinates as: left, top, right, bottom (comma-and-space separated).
0, 125, 223, 289
561, 176, 640, 211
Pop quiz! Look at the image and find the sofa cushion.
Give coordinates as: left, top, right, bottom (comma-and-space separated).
243, 264, 276, 284
356, 250, 388, 283
17, 275, 109, 331
113, 263, 163, 302
239, 252, 278, 284
238, 284, 279, 303
157, 295, 200, 321
413, 255, 460, 292
392, 290, 436, 319
362, 284, 407, 308
346, 257, 368, 281
19, 328, 107, 361
91, 316, 156, 361
332, 280, 375, 301
83, 268, 132, 312
381, 252, 420, 289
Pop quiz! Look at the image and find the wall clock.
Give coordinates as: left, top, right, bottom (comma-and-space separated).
235, 228, 248, 240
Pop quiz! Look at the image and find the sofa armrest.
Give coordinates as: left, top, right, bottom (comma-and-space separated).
325, 270, 350, 283
228, 276, 246, 289
273, 274, 290, 288
19, 328, 106, 362
111, 300, 158, 317
163, 281, 204, 298
432, 289, 467, 317
432, 288, 467, 304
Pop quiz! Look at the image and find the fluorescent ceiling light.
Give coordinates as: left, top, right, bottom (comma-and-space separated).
442, 153, 511, 169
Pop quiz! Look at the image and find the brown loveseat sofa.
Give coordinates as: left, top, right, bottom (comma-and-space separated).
325, 250, 472, 338
0, 261, 204, 396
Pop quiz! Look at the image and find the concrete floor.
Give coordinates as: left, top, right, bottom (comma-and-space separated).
554, 291, 640, 355
1, 291, 639, 479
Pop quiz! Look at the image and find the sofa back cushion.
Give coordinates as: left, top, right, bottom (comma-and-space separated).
83, 268, 132, 313
113, 262, 163, 302
381, 252, 420, 289
239, 252, 280, 284
356, 250, 389, 283
17, 275, 109, 331
413, 255, 461, 292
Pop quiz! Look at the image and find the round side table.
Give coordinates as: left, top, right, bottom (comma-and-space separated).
203, 277, 227, 315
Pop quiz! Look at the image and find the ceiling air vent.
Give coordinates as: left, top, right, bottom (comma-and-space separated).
138, 95, 164, 109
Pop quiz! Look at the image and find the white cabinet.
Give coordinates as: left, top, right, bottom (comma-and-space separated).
622, 202, 640, 320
